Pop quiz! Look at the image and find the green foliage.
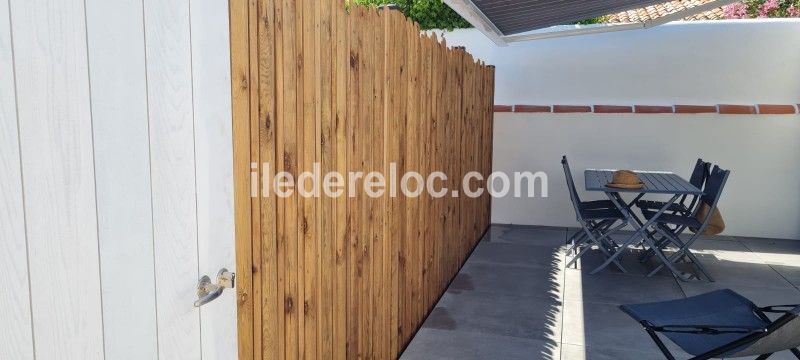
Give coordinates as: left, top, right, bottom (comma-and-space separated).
573, 15, 611, 25
746, 0, 800, 17
351, 0, 472, 30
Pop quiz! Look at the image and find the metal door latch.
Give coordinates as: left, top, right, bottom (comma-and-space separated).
194, 268, 235, 307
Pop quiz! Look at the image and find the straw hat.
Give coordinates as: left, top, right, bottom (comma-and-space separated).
606, 170, 644, 189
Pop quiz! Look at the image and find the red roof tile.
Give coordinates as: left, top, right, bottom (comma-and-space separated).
605, 0, 724, 23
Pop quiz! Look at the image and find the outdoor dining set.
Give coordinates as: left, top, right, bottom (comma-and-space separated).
562, 155, 727, 281
561, 156, 800, 359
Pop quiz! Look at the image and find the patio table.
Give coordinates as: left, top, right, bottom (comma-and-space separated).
584, 169, 704, 279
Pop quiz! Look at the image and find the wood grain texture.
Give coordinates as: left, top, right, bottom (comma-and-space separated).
232, 3, 494, 358
298, 1, 317, 358
317, 1, 334, 358
230, 0, 255, 358
143, 0, 201, 358
255, 0, 280, 358
330, 2, 349, 358
84, 0, 158, 358
10, 0, 105, 358
0, 0, 33, 358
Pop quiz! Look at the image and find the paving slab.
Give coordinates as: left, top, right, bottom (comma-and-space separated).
403, 225, 800, 360
402, 328, 560, 360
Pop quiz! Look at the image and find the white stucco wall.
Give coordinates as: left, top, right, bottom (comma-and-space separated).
493, 113, 800, 240
438, 20, 800, 239
437, 19, 800, 105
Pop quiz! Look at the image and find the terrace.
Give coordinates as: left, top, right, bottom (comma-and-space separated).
400, 1, 800, 359
402, 225, 800, 359
3, 0, 799, 359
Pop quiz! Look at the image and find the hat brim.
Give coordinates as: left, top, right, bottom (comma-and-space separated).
606, 182, 644, 189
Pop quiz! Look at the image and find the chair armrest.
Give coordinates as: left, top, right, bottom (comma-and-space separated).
759, 305, 800, 314
643, 322, 767, 335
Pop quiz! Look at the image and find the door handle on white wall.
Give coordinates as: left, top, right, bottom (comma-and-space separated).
194, 268, 235, 307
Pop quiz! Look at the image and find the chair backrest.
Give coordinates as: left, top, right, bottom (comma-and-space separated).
730, 306, 800, 357
688, 158, 711, 189
699, 165, 729, 208
683, 158, 712, 211
561, 156, 584, 221
693, 165, 730, 231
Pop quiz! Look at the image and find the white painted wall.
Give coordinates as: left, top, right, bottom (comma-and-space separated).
438, 19, 800, 105
439, 20, 800, 240
493, 113, 800, 240
0, 0, 237, 359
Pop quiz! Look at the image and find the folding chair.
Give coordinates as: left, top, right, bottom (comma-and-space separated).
562, 156, 617, 246
640, 166, 731, 281
561, 156, 628, 271
637, 159, 711, 263
621, 289, 800, 359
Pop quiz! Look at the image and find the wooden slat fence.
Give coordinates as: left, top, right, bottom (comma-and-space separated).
231, 1, 495, 359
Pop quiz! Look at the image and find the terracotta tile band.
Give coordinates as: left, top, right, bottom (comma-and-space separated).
718, 104, 757, 115
758, 104, 797, 114
553, 105, 592, 113
494, 103, 799, 115
494, 105, 513, 112
594, 105, 633, 113
514, 105, 551, 113
674, 105, 717, 114
634, 105, 674, 114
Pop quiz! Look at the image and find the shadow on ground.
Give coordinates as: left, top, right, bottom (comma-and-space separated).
401, 224, 564, 359
401, 224, 800, 360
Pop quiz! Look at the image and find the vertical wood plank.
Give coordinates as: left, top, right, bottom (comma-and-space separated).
394, 15, 405, 347
384, 11, 403, 357
0, 0, 33, 358
230, 0, 255, 358
255, 0, 279, 358
331, 2, 349, 358
419, 33, 433, 329
362, 8, 374, 359
356, 7, 369, 359
10, 0, 105, 358
273, 0, 288, 358
143, 0, 201, 358
247, 0, 264, 358
432, 34, 445, 313
487, 66, 495, 227
416, 32, 431, 337
84, 0, 158, 358
346, 7, 363, 359
279, 0, 300, 357
299, 0, 318, 358
318, 1, 334, 358
371, 8, 386, 359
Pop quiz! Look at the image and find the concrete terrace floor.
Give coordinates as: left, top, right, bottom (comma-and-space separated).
400, 224, 800, 360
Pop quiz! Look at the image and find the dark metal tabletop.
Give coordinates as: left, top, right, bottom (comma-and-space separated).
584, 169, 703, 195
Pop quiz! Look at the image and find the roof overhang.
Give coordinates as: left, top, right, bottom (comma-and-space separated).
443, 0, 739, 46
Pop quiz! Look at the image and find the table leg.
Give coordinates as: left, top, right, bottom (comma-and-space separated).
625, 193, 646, 228
590, 193, 680, 275
647, 225, 702, 281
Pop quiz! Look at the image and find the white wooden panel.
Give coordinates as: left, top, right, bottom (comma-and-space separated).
9, 0, 105, 358
189, 0, 237, 358
84, 0, 158, 359
0, 0, 34, 358
143, 0, 202, 358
